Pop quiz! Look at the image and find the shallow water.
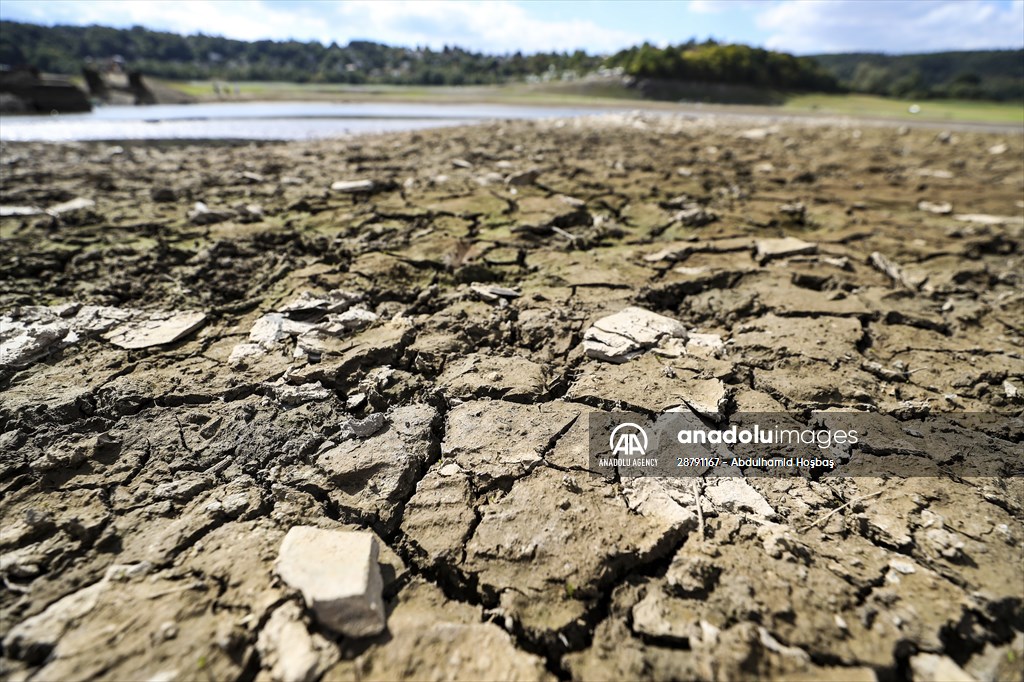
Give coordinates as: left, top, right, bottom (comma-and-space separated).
0, 101, 619, 142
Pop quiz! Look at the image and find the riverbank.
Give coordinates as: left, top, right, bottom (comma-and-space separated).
159, 78, 1024, 126
1, 114, 1022, 681
3, 97, 1020, 144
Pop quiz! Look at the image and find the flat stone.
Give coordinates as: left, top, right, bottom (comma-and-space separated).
916, 168, 954, 179
279, 289, 363, 314
909, 653, 974, 682
674, 205, 717, 227
256, 602, 338, 682
0, 320, 69, 367
316, 308, 379, 335
953, 213, 1024, 226
104, 311, 207, 349
685, 333, 725, 357
755, 237, 817, 264
738, 127, 772, 140
275, 527, 386, 638
47, 197, 95, 216
621, 476, 700, 529
917, 200, 952, 215
248, 313, 291, 346
703, 477, 776, 519
187, 201, 234, 225
71, 305, 134, 333
330, 179, 376, 193
583, 306, 688, 363
469, 284, 522, 302
0, 205, 44, 217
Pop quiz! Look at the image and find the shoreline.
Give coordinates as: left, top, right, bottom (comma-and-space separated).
2, 105, 1022, 147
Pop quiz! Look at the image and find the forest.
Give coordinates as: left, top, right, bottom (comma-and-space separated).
1, 20, 1021, 100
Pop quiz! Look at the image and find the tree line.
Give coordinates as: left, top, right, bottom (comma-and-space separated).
1, 20, 1020, 100
0, 21, 601, 85
811, 51, 1023, 101
607, 41, 840, 91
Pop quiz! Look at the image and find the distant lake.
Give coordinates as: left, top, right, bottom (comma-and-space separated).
0, 101, 624, 142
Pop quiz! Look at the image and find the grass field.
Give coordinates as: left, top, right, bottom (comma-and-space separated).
782, 93, 1024, 125
158, 78, 1024, 125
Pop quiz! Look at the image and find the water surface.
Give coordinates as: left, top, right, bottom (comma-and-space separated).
0, 101, 621, 142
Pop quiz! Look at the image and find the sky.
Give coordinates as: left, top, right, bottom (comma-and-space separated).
1, 0, 1022, 56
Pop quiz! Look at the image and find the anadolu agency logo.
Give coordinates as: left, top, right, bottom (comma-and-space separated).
609, 422, 649, 457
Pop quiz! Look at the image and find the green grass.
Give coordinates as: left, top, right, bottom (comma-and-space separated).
158, 78, 651, 108
783, 93, 1024, 125
155, 79, 1024, 125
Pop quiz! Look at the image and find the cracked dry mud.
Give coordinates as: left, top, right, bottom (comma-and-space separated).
1, 113, 1023, 682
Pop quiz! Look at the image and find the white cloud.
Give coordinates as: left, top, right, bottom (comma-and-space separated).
330, 1, 641, 53
756, 0, 1024, 54
689, 0, 723, 13
689, 0, 762, 15
2, 1, 340, 43
1, 0, 643, 54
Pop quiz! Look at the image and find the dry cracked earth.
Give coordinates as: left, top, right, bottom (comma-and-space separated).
1, 113, 1023, 682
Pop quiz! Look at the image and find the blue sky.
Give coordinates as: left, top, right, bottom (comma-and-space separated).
1, 0, 1022, 55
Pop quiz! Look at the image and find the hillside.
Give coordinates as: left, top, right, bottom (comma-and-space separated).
0, 20, 599, 85
812, 50, 1024, 101
1, 20, 1021, 101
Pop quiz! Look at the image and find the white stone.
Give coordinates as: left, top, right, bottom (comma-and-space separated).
1005, 380, 1021, 399
319, 308, 378, 335
954, 213, 1024, 227
331, 179, 375, 193
0, 205, 44, 217
279, 289, 363, 315
889, 558, 917, 574
271, 382, 333, 405
47, 197, 95, 216
738, 128, 771, 141
915, 168, 953, 179
685, 333, 725, 357
275, 527, 386, 637
704, 477, 776, 519
910, 653, 975, 682
917, 200, 952, 215
755, 237, 817, 264
104, 311, 206, 349
257, 602, 337, 682
72, 305, 133, 333
0, 321, 69, 367
228, 342, 265, 365
187, 201, 234, 225
621, 477, 698, 529
583, 306, 688, 363
249, 313, 288, 346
